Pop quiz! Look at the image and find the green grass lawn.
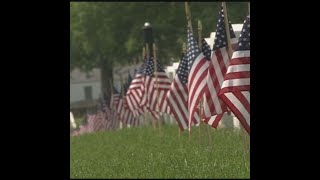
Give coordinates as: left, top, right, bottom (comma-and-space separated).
70, 125, 250, 179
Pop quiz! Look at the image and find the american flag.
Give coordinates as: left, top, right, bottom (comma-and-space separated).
93, 111, 105, 131
86, 113, 97, 133
110, 86, 120, 129
140, 56, 171, 115
72, 113, 99, 136
117, 75, 139, 126
101, 96, 113, 130
101, 93, 111, 113
116, 94, 124, 120
116, 81, 126, 122
166, 53, 201, 130
135, 58, 161, 120
104, 107, 113, 130
123, 73, 139, 126
125, 63, 160, 121
186, 27, 209, 130
202, 39, 212, 61
110, 86, 120, 110
202, 6, 238, 128
91, 99, 108, 131
126, 65, 146, 117
219, 16, 250, 134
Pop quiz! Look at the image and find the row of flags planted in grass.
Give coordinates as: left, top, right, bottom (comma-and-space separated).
72, 4, 250, 136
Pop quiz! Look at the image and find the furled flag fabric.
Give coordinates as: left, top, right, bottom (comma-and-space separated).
219, 16, 250, 134
202, 6, 238, 128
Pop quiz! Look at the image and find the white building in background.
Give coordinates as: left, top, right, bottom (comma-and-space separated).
204, 23, 243, 50
70, 68, 101, 110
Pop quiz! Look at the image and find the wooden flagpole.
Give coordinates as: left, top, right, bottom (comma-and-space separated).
198, 20, 202, 50
222, 1, 249, 162
185, 2, 193, 33
178, 42, 187, 139
201, 27, 212, 146
206, 118, 213, 148
222, 2, 233, 59
238, 2, 250, 153
146, 43, 156, 129
146, 44, 149, 62
119, 74, 124, 129
142, 47, 146, 60
185, 1, 192, 142
142, 47, 146, 127
125, 71, 131, 129
197, 20, 203, 145
240, 122, 250, 162
109, 79, 114, 129
153, 43, 162, 133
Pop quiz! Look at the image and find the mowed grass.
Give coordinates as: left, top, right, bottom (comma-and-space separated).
70, 125, 250, 179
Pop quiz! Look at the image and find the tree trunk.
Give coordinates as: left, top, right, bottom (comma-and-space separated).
100, 58, 113, 101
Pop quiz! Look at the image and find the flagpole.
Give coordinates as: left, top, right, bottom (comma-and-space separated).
142, 47, 147, 127
198, 20, 202, 49
222, 2, 233, 58
178, 42, 187, 139
197, 20, 203, 145
109, 79, 114, 130
153, 43, 162, 133
146, 44, 149, 59
185, 1, 193, 141
240, 122, 250, 162
185, 2, 193, 33
124, 72, 130, 128
145, 43, 156, 130
142, 47, 146, 60
222, 1, 249, 162
119, 74, 123, 129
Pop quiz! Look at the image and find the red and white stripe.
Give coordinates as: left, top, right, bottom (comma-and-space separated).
93, 111, 105, 131
126, 70, 160, 121
219, 50, 250, 134
117, 96, 139, 126
110, 93, 120, 110
147, 72, 171, 113
188, 53, 209, 130
167, 75, 201, 130
202, 43, 236, 127
126, 72, 145, 117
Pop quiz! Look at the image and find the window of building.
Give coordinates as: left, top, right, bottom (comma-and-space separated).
84, 86, 93, 100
